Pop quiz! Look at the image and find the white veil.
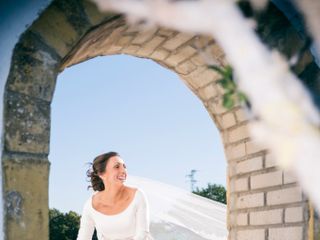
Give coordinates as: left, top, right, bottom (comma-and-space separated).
126, 176, 227, 240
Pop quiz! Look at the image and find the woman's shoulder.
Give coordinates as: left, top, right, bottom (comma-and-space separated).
129, 187, 147, 204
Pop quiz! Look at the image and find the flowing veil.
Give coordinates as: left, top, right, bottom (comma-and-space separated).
126, 176, 227, 240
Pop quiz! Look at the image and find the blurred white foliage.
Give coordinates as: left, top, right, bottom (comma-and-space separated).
92, 0, 320, 211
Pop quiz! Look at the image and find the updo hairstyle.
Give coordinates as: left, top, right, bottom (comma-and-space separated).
87, 151, 120, 191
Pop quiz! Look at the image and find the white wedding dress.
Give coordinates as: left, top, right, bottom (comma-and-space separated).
126, 176, 227, 240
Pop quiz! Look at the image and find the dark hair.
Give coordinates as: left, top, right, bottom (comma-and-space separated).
87, 151, 120, 191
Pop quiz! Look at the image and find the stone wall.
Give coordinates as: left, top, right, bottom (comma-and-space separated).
2, 0, 318, 239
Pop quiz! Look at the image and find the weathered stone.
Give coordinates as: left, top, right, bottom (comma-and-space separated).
136, 36, 165, 56
166, 46, 197, 66
175, 60, 197, 75
30, 5, 80, 58
131, 27, 158, 44
4, 91, 50, 154
186, 67, 220, 90
81, 0, 117, 26
6, 31, 60, 102
52, 0, 91, 36
221, 112, 237, 129
3, 158, 50, 240
122, 45, 140, 55
197, 82, 218, 101
157, 28, 175, 37
150, 48, 170, 61
162, 32, 194, 50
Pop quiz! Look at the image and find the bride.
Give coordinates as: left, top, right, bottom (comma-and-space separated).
77, 152, 153, 240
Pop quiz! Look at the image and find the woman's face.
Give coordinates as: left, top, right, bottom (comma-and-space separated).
99, 156, 127, 185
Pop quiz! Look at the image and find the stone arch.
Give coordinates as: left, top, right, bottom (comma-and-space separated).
2, 0, 317, 239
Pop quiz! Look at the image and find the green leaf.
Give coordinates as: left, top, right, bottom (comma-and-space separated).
217, 78, 229, 88
208, 65, 225, 75
223, 65, 233, 80
237, 92, 247, 103
223, 94, 235, 109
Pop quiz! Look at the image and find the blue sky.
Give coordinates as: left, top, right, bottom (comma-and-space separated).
49, 54, 226, 213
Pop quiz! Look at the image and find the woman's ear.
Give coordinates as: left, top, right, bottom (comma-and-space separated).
98, 171, 106, 181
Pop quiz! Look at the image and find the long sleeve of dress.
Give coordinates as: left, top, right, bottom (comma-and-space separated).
77, 201, 95, 240
133, 190, 153, 240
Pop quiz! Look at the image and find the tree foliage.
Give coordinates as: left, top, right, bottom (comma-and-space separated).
49, 208, 98, 240
193, 183, 227, 204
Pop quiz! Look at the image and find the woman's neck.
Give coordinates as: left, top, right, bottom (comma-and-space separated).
99, 184, 126, 205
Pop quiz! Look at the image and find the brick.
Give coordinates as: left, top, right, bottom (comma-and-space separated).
197, 83, 218, 101
166, 46, 197, 66
207, 97, 229, 114
151, 48, 170, 61
267, 187, 302, 206
237, 229, 265, 240
265, 153, 278, 168
246, 140, 267, 155
235, 108, 248, 122
237, 212, 248, 226
190, 55, 206, 66
182, 66, 218, 90
230, 212, 248, 226
122, 45, 140, 55
283, 170, 297, 184
221, 112, 236, 129
208, 43, 225, 58
228, 124, 250, 143
236, 156, 263, 174
136, 36, 165, 56
194, 35, 212, 49
250, 209, 282, 225
216, 81, 227, 95
234, 177, 248, 192
107, 44, 123, 54
131, 27, 158, 44
250, 171, 282, 189
175, 60, 197, 75
285, 206, 303, 223
269, 226, 303, 240
237, 192, 264, 209
158, 28, 174, 37
114, 35, 133, 47
163, 32, 194, 50
98, 25, 127, 50
226, 143, 246, 161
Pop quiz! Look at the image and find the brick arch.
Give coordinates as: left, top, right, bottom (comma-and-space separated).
2, 0, 314, 239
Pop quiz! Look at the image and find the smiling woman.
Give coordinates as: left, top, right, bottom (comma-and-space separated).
77, 151, 153, 240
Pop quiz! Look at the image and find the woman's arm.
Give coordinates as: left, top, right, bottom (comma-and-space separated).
133, 190, 153, 240
77, 202, 95, 240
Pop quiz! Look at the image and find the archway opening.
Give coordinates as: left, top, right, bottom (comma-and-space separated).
49, 54, 227, 238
